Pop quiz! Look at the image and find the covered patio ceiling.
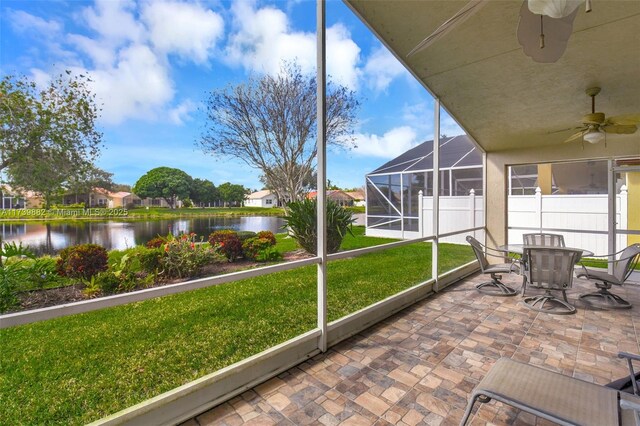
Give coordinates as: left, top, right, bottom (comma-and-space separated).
346, 0, 640, 152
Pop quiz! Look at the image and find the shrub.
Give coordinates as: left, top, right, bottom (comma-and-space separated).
137, 247, 164, 273
242, 237, 274, 260
236, 231, 257, 242
160, 233, 215, 278
209, 230, 243, 262
91, 271, 121, 295
256, 231, 277, 246
56, 244, 109, 280
283, 199, 355, 254
255, 247, 283, 262
0, 242, 37, 313
146, 236, 169, 249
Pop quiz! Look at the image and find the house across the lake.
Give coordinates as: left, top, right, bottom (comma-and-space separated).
245, 190, 278, 208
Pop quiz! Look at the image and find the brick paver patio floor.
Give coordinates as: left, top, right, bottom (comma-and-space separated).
182, 272, 640, 425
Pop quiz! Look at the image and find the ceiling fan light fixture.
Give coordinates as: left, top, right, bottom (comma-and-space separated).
528, 0, 582, 18
583, 128, 605, 144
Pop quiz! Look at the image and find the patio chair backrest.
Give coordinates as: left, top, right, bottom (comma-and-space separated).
523, 233, 565, 247
524, 247, 581, 290
614, 244, 640, 283
466, 236, 489, 272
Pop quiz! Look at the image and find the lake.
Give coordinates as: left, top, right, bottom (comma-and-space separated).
1, 216, 287, 255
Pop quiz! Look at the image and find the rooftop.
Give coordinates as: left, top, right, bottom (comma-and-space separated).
369, 135, 481, 175
184, 272, 640, 425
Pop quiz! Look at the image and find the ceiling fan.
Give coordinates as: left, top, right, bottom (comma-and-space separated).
560, 87, 640, 144
407, 0, 592, 62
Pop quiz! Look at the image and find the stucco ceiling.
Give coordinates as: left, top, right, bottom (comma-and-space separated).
346, 0, 640, 153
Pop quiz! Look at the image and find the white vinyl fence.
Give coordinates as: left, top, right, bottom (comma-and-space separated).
508, 186, 628, 255
366, 186, 629, 254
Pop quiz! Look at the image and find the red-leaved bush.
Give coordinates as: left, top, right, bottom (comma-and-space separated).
209, 230, 243, 262
56, 244, 109, 280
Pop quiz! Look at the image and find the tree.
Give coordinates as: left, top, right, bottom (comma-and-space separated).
133, 167, 192, 209
0, 72, 103, 190
190, 178, 218, 207
200, 62, 359, 203
217, 182, 247, 207
259, 164, 316, 204
66, 164, 113, 204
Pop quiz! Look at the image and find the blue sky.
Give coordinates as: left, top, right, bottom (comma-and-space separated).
1, 0, 463, 191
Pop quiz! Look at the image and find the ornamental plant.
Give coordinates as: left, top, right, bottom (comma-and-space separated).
256, 231, 277, 246
209, 230, 243, 262
160, 233, 214, 278
242, 237, 274, 260
283, 199, 355, 254
56, 243, 109, 280
146, 236, 169, 249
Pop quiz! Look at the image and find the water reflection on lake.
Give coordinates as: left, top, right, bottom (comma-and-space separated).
1, 216, 287, 255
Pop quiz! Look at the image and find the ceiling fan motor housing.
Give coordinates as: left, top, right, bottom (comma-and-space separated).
583, 112, 605, 124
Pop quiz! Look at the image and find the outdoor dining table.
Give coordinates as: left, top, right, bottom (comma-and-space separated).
498, 244, 594, 259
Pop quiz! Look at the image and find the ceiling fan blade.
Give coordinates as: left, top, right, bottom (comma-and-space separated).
563, 130, 587, 143
603, 124, 638, 134
407, 0, 488, 57
548, 126, 583, 134
606, 114, 640, 126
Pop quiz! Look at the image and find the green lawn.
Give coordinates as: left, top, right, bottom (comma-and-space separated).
0, 206, 285, 222
0, 230, 475, 425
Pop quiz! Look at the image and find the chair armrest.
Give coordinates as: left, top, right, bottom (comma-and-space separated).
619, 352, 640, 362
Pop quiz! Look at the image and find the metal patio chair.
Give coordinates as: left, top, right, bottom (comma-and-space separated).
521, 233, 566, 296
460, 352, 640, 426
523, 233, 566, 247
466, 236, 519, 296
577, 243, 640, 310
522, 246, 582, 314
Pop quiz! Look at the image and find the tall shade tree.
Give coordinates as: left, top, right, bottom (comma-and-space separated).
217, 182, 247, 207
0, 73, 103, 185
190, 178, 218, 207
199, 62, 359, 203
133, 167, 193, 209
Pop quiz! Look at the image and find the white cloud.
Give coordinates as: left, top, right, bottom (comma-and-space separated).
68, 34, 117, 68
141, 1, 224, 63
69, 44, 174, 124
29, 68, 51, 90
168, 99, 197, 125
7, 9, 62, 36
363, 45, 406, 92
352, 126, 418, 158
81, 0, 144, 45
326, 24, 361, 90
225, 0, 361, 89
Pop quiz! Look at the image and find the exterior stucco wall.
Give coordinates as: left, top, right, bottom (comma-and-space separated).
485, 137, 640, 261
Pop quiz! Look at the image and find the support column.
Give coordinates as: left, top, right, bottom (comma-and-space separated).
316, 0, 328, 353
485, 153, 508, 255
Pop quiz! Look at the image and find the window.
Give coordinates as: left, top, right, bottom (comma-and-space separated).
265, 199, 273, 205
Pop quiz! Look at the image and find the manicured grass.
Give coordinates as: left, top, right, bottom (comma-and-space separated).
0, 230, 475, 425
0, 207, 285, 222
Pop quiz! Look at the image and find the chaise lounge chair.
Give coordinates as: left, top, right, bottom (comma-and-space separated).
460, 353, 640, 426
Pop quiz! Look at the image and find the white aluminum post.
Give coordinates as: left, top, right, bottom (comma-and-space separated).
535, 186, 542, 232
608, 159, 616, 275
469, 189, 476, 231
418, 190, 424, 237
316, 0, 328, 353
620, 185, 628, 249
432, 99, 440, 289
